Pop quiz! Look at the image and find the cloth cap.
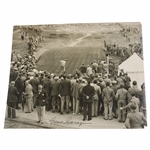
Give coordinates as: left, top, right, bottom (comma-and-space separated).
112, 80, 117, 84
79, 77, 83, 81
13, 68, 18, 71
54, 76, 59, 80
10, 81, 15, 85
99, 78, 103, 82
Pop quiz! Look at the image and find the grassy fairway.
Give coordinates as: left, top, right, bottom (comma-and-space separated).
36, 46, 106, 75
11, 23, 142, 75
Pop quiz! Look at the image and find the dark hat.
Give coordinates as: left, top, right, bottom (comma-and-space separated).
120, 83, 124, 88
85, 77, 92, 83
133, 81, 137, 85
93, 80, 97, 84
106, 82, 110, 86
141, 83, 145, 90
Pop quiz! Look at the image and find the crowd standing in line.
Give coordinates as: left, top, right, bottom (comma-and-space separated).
104, 24, 143, 63
7, 25, 146, 128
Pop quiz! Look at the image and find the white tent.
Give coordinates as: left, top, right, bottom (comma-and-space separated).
118, 53, 145, 88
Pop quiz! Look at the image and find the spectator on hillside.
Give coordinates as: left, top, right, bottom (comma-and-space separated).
20, 31, 25, 41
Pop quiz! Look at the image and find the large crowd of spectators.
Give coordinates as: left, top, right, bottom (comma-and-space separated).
7, 25, 147, 128
104, 24, 143, 62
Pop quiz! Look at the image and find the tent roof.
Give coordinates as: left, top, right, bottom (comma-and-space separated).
118, 53, 144, 73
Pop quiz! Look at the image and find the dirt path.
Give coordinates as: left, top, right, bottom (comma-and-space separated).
35, 33, 92, 61
68, 33, 91, 47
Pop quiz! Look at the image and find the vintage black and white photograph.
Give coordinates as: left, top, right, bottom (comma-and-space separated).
4, 22, 147, 129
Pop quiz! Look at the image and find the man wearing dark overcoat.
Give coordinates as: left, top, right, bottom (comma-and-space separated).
59, 75, 71, 114
7, 81, 19, 118
82, 79, 95, 121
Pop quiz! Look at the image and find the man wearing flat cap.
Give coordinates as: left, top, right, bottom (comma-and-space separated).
125, 102, 147, 129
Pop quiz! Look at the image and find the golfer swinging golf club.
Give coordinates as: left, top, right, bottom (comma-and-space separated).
60, 59, 66, 74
